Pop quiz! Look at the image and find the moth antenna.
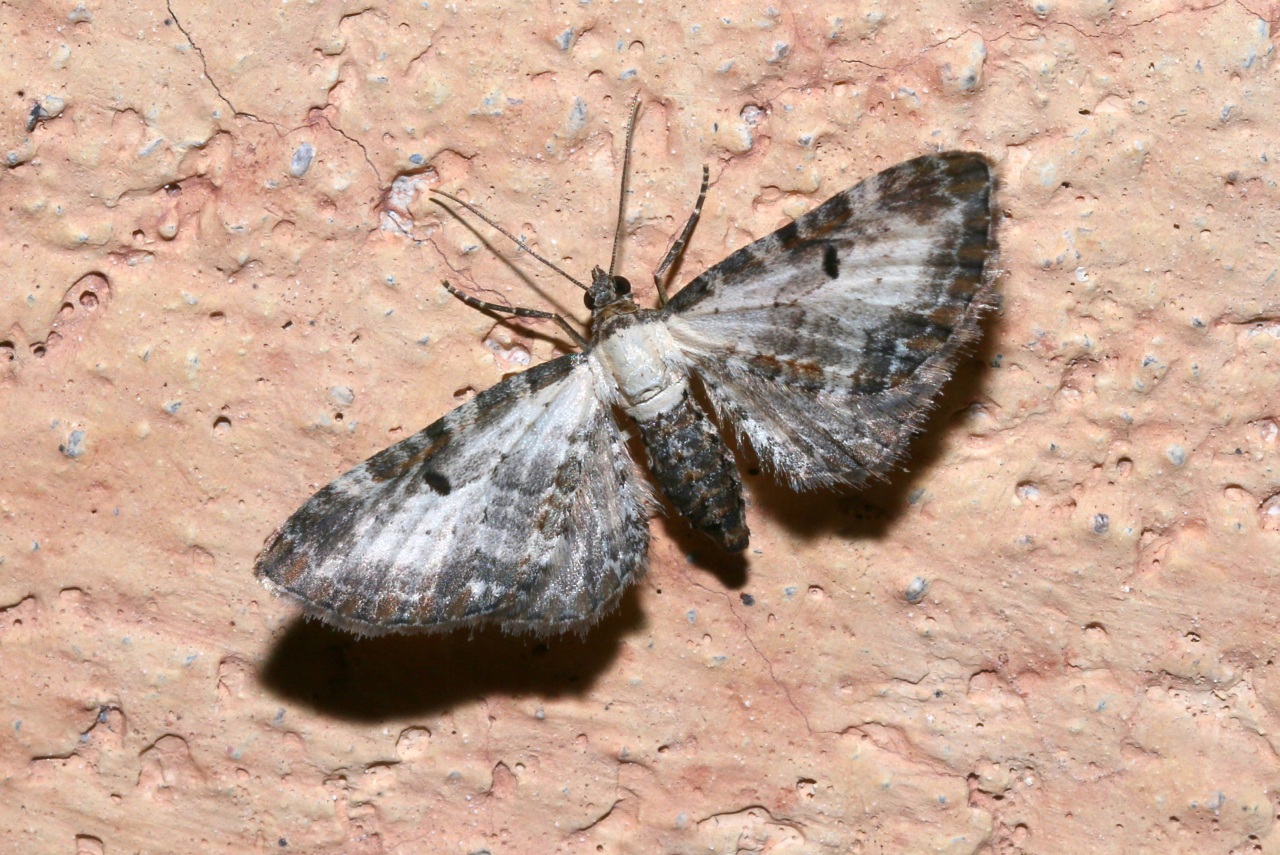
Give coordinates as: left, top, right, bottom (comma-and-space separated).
608, 95, 642, 279
430, 190, 588, 291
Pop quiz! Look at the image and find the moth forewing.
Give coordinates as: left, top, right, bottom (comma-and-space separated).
665, 152, 996, 490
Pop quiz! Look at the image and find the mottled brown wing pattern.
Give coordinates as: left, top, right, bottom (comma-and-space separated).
664, 153, 997, 488
254, 353, 650, 635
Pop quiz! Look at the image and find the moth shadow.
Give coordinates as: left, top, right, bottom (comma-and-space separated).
739, 312, 1002, 545
258, 587, 644, 722
650, 514, 750, 591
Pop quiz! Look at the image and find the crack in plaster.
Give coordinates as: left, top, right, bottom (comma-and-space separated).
679, 568, 818, 735
166, 1, 382, 188
165, 1, 281, 133
311, 109, 382, 186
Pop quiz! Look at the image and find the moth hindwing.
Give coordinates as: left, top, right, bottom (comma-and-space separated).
256, 134, 997, 637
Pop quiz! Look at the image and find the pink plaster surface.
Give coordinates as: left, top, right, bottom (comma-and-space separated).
2, 1, 1279, 852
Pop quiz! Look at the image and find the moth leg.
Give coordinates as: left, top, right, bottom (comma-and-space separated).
442, 280, 589, 350
653, 164, 710, 307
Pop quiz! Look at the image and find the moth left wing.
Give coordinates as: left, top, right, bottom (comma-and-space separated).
255, 353, 649, 635
663, 152, 996, 489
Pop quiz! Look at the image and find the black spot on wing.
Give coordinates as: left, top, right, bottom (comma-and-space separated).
664, 170, 863, 314
822, 243, 840, 279
422, 469, 451, 494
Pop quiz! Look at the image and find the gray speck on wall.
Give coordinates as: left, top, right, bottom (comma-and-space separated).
60, 429, 86, 458
290, 142, 316, 178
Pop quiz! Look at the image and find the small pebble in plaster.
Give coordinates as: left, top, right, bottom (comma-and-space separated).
26, 96, 65, 132
59, 429, 86, 458
385, 174, 426, 212
904, 576, 928, 604
329, 386, 355, 406
484, 333, 531, 368
1166, 445, 1187, 466
939, 35, 987, 93
1092, 513, 1110, 534
290, 142, 316, 178
566, 97, 588, 135
740, 593, 755, 606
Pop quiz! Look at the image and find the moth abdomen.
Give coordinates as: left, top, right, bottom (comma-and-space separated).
632, 388, 749, 552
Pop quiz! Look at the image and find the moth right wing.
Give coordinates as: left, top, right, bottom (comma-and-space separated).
255, 353, 650, 636
663, 153, 997, 490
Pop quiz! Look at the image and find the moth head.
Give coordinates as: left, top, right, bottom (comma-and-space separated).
584, 266, 633, 312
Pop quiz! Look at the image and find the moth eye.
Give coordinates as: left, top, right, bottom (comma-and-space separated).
614, 276, 632, 296
584, 292, 596, 310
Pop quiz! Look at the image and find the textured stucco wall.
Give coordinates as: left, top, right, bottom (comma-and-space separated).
2, 1, 1279, 853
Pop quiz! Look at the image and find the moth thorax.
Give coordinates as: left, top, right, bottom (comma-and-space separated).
596, 318, 686, 420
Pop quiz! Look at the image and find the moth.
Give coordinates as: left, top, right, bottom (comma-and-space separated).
256, 105, 997, 636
